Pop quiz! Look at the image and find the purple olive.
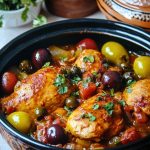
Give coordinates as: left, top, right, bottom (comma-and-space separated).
47, 124, 67, 145
102, 71, 122, 91
32, 48, 52, 69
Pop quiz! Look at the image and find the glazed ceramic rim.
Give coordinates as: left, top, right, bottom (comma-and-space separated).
0, 19, 150, 150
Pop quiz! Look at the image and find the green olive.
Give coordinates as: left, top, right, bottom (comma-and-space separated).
101, 41, 129, 66
34, 107, 47, 120
19, 60, 33, 73
133, 56, 150, 78
7, 111, 32, 134
65, 96, 79, 109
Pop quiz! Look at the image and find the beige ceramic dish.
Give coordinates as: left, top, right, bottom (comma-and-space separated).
97, 0, 150, 30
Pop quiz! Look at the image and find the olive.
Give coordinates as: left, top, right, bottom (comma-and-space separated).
133, 56, 150, 78
65, 96, 79, 109
32, 48, 52, 69
34, 107, 47, 120
71, 66, 82, 77
19, 59, 33, 73
1, 71, 18, 94
7, 111, 32, 134
101, 41, 129, 66
47, 124, 67, 145
102, 71, 122, 91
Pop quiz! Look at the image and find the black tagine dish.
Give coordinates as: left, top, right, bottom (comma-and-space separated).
0, 19, 150, 150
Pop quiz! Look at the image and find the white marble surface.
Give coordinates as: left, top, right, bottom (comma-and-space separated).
0, 10, 106, 150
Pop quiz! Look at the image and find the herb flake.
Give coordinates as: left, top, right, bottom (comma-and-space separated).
103, 102, 114, 116
92, 104, 99, 110
83, 55, 95, 63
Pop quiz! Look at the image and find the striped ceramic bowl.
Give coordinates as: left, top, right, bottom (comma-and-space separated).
96, 0, 150, 31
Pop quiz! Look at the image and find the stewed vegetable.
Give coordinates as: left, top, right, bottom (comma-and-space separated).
0, 38, 150, 149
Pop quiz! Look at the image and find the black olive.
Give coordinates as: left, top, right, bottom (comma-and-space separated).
19, 60, 33, 73
32, 48, 52, 69
47, 124, 67, 145
65, 96, 79, 109
34, 107, 47, 120
102, 71, 122, 91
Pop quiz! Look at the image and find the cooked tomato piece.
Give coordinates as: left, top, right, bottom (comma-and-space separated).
121, 127, 141, 144
1, 71, 18, 94
76, 38, 98, 50
79, 82, 97, 100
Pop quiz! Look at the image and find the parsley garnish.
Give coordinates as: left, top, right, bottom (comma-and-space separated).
127, 80, 136, 86
126, 87, 132, 93
33, 15, 47, 27
92, 104, 99, 110
83, 55, 95, 63
101, 91, 107, 97
71, 91, 79, 97
21, 7, 29, 21
42, 62, 50, 68
82, 77, 92, 88
103, 102, 114, 116
110, 89, 114, 97
58, 86, 68, 94
119, 100, 126, 107
96, 96, 103, 101
71, 76, 81, 85
54, 74, 68, 94
60, 55, 68, 62
81, 113, 96, 122
0, 15, 3, 27
64, 106, 72, 116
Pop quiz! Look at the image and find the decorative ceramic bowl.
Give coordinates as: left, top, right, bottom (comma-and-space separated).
0, 0, 42, 28
0, 19, 150, 150
96, 0, 150, 30
44, 0, 98, 18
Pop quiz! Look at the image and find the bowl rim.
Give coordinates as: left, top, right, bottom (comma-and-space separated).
0, 18, 150, 150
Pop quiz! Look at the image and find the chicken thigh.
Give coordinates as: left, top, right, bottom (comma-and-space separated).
1, 67, 73, 118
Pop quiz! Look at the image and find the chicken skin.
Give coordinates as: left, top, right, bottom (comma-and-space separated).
123, 79, 150, 115
74, 49, 104, 73
1, 67, 72, 118
66, 93, 124, 141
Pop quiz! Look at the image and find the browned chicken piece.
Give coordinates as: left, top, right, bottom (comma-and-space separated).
66, 93, 124, 141
1, 67, 73, 118
74, 49, 104, 73
123, 79, 150, 115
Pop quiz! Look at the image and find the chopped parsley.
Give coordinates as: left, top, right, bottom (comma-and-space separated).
119, 100, 126, 107
126, 87, 132, 93
101, 91, 107, 97
126, 80, 136, 93
110, 89, 114, 97
92, 104, 99, 110
82, 77, 92, 88
64, 106, 72, 116
96, 96, 103, 101
71, 76, 81, 85
83, 55, 95, 63
53, 74, 68, 94
81, 113, 96, 122
0, 15, 3, 27
127, 80, 136, 86
33, 15, 47, 27
42, 62, 51, 68
60, 55, 68, 62
71, 91, 80, 97
58, 86, 68, 95
103, 102, 114, 116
